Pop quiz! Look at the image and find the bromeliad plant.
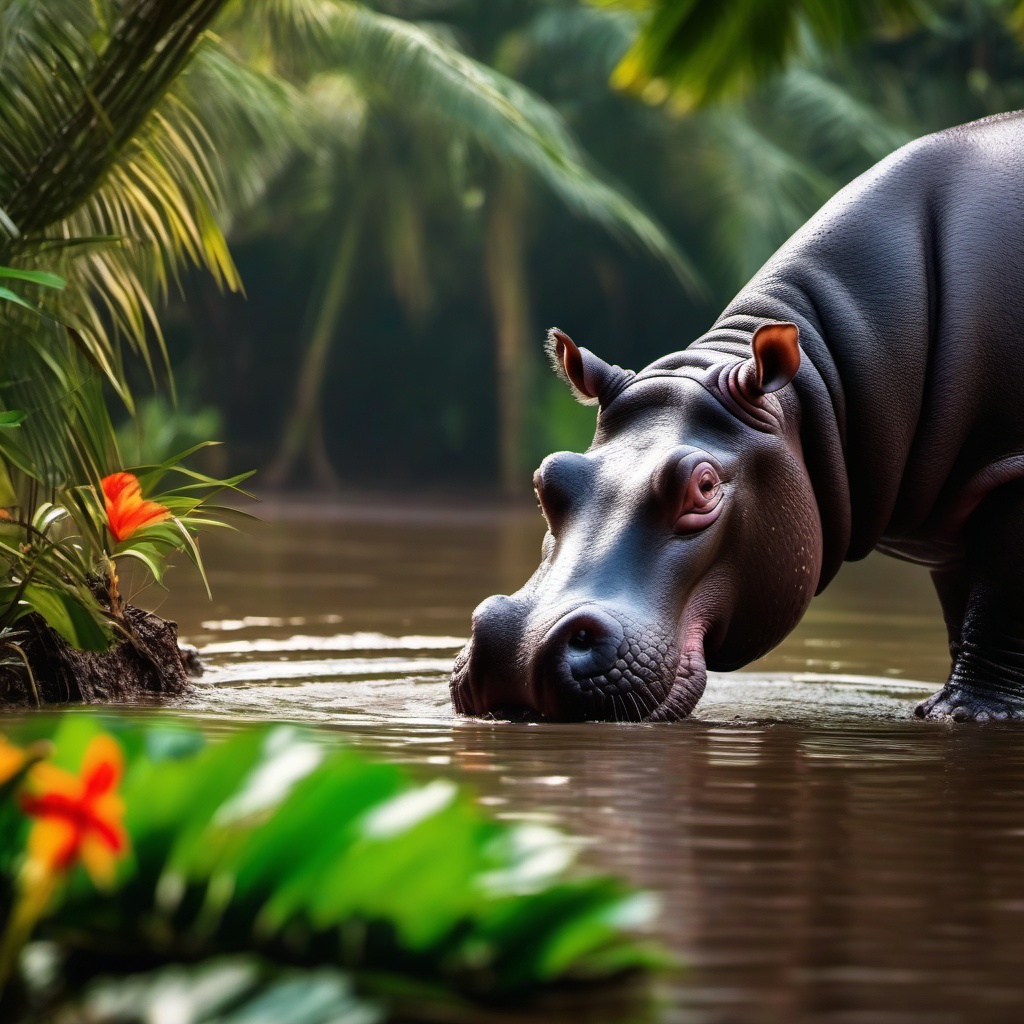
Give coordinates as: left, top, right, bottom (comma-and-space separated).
69, 454, 251, 625
0, 444, 250, 664
0, 717, 667, 1023
0, 263, 249, 680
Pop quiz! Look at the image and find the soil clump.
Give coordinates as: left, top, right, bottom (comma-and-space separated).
0, 605, 198, 705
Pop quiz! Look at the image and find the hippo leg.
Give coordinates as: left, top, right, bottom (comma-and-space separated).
931, 563, 969, 665
916, 485, 1024, 721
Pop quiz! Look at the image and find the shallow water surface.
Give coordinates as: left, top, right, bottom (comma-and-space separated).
140, 498, 1024, 1022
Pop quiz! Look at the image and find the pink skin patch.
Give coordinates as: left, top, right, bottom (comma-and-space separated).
647, 613, 709, 721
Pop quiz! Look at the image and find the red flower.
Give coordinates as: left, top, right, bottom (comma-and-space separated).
102, 472, 170, 542
21, 735, 128, 887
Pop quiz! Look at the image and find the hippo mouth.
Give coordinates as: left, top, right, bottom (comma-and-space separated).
642, 641, 708, 722
449, 610, 708, 723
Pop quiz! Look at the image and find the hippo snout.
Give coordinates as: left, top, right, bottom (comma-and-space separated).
451, 597, 686, 722
449, 593, 527, 717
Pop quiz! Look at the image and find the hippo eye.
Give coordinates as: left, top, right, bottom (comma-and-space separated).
674, 461, 724, 534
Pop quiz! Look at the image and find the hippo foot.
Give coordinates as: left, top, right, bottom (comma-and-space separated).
914, 683, 1024, 722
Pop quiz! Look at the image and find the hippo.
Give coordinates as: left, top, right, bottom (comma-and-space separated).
450, 111, 1024, 724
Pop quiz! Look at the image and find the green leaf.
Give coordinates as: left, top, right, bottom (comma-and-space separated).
0, 718, 666, 1007
30, 502, 68, 535
0, 266, 65, 289
19, 584, 110, 651
71, 958, 382, 1024
116, 543, 169, 586
0, 285, 36, 312
601, 0, 925, 110
0, 459, 17, 507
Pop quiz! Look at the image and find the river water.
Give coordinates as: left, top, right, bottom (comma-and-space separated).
138, 499, 1024, 1021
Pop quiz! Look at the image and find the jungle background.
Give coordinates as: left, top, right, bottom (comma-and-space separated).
2, 0, 1021, 670
5, 3, 1024, 1020
159, 0, 1024, 497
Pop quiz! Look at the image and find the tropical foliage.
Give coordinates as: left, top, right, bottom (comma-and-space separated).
206, 0, 700, 490
596, 0, 928, 109
171, 0, 1024, 492
0, 0, 261, 672
0, 717, 665, 1022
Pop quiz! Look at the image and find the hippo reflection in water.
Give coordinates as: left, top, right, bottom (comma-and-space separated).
450, 112, 1024, 724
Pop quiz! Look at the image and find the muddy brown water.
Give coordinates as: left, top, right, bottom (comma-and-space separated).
46, 499, 1024, 1021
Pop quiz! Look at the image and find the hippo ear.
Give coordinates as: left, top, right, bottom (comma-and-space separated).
743, 322, 800, 396
545, 328, 624, 407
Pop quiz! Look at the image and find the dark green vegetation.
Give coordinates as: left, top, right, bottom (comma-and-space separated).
0, 716, 665, 1022
0, 0, 259, 690
169, 0, 1024, 493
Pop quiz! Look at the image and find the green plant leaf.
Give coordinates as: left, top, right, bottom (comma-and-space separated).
0, 717, 666, 1009
71, 958, 382, 1024
19, 584, 110, 651
599, 0, 925, 109
0, 266, 65, 289
0, 285, 36, 312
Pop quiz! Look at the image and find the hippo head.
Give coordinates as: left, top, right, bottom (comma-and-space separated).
450, 324, 823, 722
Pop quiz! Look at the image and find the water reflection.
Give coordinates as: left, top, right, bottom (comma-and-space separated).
428, 721, 1024, 1023
144, 498, 1024, 1021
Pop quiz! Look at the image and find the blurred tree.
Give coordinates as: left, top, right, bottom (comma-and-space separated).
217, 1, 700, 492
485, 168, 531, 494
592, 0, 1023, 110
167, 0, 1024, 494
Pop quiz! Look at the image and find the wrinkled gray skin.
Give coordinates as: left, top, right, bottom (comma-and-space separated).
451, 112, 1024, 723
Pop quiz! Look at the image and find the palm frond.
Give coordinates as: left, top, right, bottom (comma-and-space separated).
0, 0, 264, 413
690, 109, 835, 283
174, 38, 310, 231
769, 66, 913, 163
1, 0, 227, 236
0, 0, 278, 651
284, 1, 704, 294
521, 4, 639, 80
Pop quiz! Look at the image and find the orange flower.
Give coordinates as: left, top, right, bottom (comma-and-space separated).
102, 471, 170, 542
0, 738, 53, 789
21, 735, 128, 887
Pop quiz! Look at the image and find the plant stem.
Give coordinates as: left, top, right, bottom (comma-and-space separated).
107, 558, 121, 618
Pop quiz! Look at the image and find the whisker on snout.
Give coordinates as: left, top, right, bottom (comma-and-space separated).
628, 691, 643, 721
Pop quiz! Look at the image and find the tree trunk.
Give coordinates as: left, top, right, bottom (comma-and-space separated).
265, 213, 362, 489
485, 170, 531, 497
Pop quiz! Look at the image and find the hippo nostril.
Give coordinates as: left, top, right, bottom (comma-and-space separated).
544, 607, 625, 682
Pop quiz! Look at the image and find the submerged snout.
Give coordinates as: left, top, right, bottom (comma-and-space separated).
450, 594, 702, 722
